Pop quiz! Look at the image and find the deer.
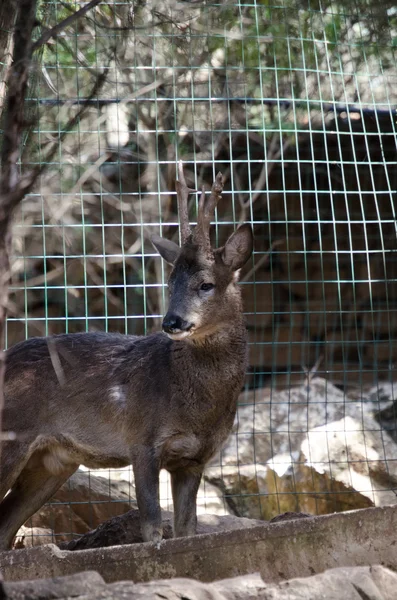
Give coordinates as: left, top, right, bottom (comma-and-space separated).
0, 162, 253, 551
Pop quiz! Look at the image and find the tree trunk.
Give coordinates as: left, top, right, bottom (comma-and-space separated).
0, 0, 17, 117
0, 0, 37, 458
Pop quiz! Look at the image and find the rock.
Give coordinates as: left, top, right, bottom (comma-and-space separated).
208, 378, 397, 519
80, 466, 232, 517
266, 453, 373, 515
76, 567, 397, 600
196, 513, 264, 533
78, 465, 133, 486
23, 470, 136, 543
265, 381, 397, 513
208, 379, 350, 517
270, 565, 397, 600
213, 573, 267, 599
60, 509, 264, 551
4, 567, 397, 600
374, 386, 397, 443
196, 475, 233, 516
26, 504, 89, 544
60, 509, 168, 550
78, 579, 223, 600
213, 379, 348, 469
205, 464, 268, 520
301, 414, 397, 506
159, 469, 232, 517
3, 571, 105, 599
13, 526, 54, 549
16, 465, 231, 548
269, 512, 311, 524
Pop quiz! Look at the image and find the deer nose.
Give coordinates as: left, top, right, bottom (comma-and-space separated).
162, 313, 193, 334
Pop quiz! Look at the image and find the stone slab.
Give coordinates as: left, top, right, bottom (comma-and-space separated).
1, 505, 397, 584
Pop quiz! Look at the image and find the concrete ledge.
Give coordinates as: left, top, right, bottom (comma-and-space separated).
1, 505, 397, 584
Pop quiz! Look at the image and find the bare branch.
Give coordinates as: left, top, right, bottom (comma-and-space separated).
0, 0, 38, 475
0, 0, 108, 465
13, 68, 108, 204
0, 1, 109, 214
0, 0, 37, 208
32, 0, 104, 53
0, 5, 15, 116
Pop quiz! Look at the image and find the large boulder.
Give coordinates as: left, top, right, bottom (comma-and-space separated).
19, 470, 136, 546
76, 465, 232, 518
300, 413, 397, 506
207, 379, 397, 519
266, 453, 373, 516
13, 526, 54, 549
212, 378, 349, 468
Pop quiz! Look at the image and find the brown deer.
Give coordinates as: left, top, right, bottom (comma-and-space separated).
0, 163, 253, 551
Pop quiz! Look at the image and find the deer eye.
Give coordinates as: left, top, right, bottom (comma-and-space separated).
200, 283, 214, 292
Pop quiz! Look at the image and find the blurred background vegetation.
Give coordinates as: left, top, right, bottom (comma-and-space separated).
1, 0, 396, 390
1, 0, 397, 531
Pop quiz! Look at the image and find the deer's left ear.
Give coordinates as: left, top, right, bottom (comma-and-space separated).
151, 234, 180, 265
220, 224, 253, 271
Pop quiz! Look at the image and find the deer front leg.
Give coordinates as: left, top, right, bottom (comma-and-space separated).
0, 462, 78, 551
171, 468, 203, 538
132, 447, 162, 545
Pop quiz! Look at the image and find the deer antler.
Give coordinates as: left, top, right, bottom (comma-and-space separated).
194, 171, 224, 249
175, 161, 194, 245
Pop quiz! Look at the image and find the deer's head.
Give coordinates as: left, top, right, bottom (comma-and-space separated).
152, 163, 253, 341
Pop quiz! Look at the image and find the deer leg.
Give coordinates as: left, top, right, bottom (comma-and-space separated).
132, 447, 162, 545
170, 468, 202, 538
0, 441, 31, 501
0, 462, 78, 551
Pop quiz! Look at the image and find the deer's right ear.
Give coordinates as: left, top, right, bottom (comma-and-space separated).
151, 234, 180, 265
221, 224, 253, 271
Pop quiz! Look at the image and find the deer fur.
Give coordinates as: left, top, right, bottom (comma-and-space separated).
0, 163, 253, 550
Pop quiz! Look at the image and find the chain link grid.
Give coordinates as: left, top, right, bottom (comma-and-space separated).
2, 0, 396, 546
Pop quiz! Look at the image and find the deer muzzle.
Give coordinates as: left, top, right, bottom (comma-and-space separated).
162, 313, 194, 338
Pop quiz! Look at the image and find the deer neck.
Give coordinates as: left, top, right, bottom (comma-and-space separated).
171, 312, 247, 369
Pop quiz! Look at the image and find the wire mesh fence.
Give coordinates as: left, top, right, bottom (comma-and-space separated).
2, 0, 397, 546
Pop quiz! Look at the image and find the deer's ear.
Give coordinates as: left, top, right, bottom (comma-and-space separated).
221, 224, 253, 271
151, 234, 180, 265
